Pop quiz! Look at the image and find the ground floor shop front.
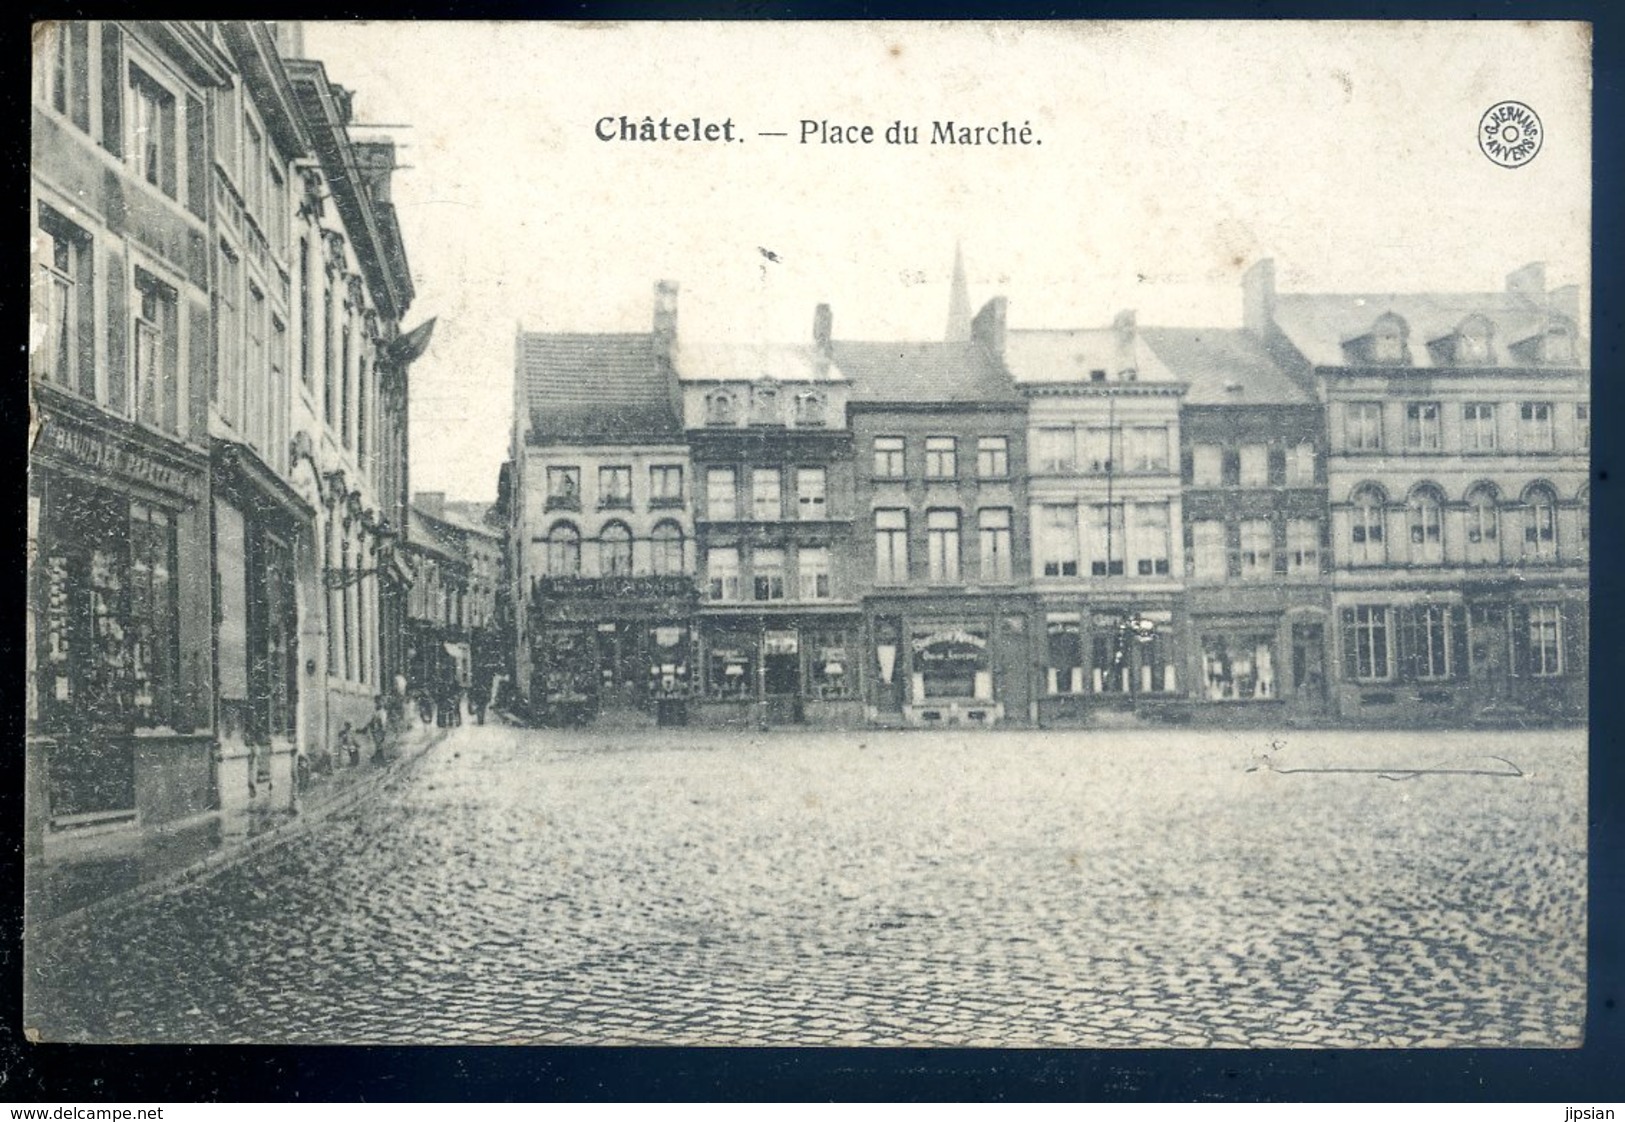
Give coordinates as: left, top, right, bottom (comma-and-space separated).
864, 594, 1037, 728
1328, 577, 1588, 725
27, 392, 215, 852
690, 608, 866, 729
1178, 587, 1332, 726
1034, 592, 1182, 726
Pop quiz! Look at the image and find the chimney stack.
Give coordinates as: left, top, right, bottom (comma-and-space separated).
653, 280, 679, 361
1506, 262, 1547, 297
1113, 309, 1137, 375
970, 297, 1008, 357
813, 303, 833, 354
1242, 258, 1277, 334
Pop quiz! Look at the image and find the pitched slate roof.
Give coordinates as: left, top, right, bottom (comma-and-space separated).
1004, 329, 1179, 385
674, 341, 844, 383
1270, 292, 1575, 369
406, 507, 465, 566
1140, 327, 1312, 406
518, 332, 681, 444
833, 341, 1021, 404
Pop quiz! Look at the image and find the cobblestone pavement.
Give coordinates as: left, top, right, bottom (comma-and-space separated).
25, 724, 1586, 1047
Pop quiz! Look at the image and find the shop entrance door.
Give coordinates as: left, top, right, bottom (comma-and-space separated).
762, 629, 803, 724
1290, 622, 1326, 712
596, 623, 649, 725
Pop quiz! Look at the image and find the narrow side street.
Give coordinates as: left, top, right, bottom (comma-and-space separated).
26, 725, 1586, 1047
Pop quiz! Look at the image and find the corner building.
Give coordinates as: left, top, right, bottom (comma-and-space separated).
511, 284, 697, 725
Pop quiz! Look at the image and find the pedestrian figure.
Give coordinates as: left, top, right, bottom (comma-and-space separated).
339, 721, 361, 767
367, 694, 390, 763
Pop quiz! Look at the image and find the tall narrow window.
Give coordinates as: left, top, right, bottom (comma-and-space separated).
1285, 442, 1316, 485
246, 284, 267, 449
707, 547, 740, 601
1036, 428, 1076, 474
1528, 605, 1563, 676
40, 22, 90, 129
875, 510, 909, 583
1089, 504, 1126, 576
796, 467, 827, 520
133, 268, 178, 432
599, 521, 633, 577
873, 436, 906, 477
1129, 427, 1169, 473
651, 521, 684, 575
340, 318, 353, 448
1399, 605, 1453, 681
1084, 428, 1115, 473
1408, 487, 1445, 565
298, 238, 313, 391
977, 436, 1009, 478
1239, 519, 1272, 579
1038, 504, 1078, 577
751, 468, 782, 521
650, 465, 684, 506
925, 436, 958, 479
797, 546, 831, 600
1520, 403, 1555, 451
705, 468, 736, 520
1465, 485, 1500, 565
1522, 485, 1557, 560
927, 509, 961, 582
1238, 444, 1268, 486
978, 508, 1013, 580
270, 316, 288, 472
1350, 486, 1386, 564
1404, 402, 1442, 451
1576, 403, 1590, 451
1346, 403, 1383, 451
128, 66, 177, 197
35, 207, 93, 397
1463, 403, 1497, 451
1286, 519, 1320, 575
598, 466, 632, 509
546, 466, 581, 510
217, 244, 241, 423
322, 284, 335, 427
1132, 503, 1170, 576
545, 523, 580, 576
1348, 606, 1391, 680
1191, 520, 1226, 581
752, 548, 786, 601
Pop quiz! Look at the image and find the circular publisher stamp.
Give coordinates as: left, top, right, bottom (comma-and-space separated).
1479, 101, 1543, 168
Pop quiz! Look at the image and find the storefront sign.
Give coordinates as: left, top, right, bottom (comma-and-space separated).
36, 410, 202, 502
912, 629, 987, 653
764, 630, 799, 655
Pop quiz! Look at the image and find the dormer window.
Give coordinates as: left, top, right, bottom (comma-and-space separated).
1543, 322, 1576, 365
1455, 315, 1494, 365
750, 383, 779, 425
706, 390, 737, 425
1369, 313, 1409, 365
794, 391, 827, 426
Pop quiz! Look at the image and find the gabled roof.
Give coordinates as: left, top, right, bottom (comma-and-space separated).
406, 508, 465, 566
518, 332, 681, 444
833, 341, 1021, 405
1140, 328, 1312, 406
1271, 291, 1580, 369
1004, 329, 1179, 385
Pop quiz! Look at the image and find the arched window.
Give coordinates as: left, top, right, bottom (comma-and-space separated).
706, 391, 736, 425
1407, 485, 1446, 565
1521, 484, 1558, 560
1465, 483, 1501, 565
651, 520, 685, 575
546, 522, 581, 576
600, 521, 633, 577
1350, 484, 1387, 564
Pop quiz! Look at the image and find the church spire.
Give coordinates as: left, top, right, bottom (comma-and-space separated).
945, 242, 972, 342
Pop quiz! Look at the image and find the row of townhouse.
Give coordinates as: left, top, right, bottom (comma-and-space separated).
401, 492, 505, 704
505, 260, 1587, 731
27, 21, 432, 851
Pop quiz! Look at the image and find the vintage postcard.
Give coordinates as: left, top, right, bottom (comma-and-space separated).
25, 20, 1589, 1046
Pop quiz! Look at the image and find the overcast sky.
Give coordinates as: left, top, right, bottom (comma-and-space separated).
301, 20, 1590, 502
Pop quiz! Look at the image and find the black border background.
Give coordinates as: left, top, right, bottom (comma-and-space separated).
4, 1, 1620, 1102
